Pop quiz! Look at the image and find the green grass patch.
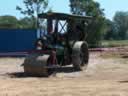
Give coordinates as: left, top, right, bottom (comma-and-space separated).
101, 40, 128, 47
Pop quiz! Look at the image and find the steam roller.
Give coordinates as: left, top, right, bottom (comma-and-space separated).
22, 12, 92, 76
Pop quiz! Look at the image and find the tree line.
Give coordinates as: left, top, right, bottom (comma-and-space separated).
105, 11, 128, 40
0, 0, 127, 46
0, 16, 36, 29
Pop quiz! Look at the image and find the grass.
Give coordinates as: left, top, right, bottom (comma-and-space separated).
101, 40, 128, 47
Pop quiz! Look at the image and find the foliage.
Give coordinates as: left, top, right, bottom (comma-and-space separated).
18, 17, 37, 29
101, 40, 128, 47
103, 19, 118, 40
16, 0, 48, 17
104, 11, 128, 40
0, 15, 19, 29
0, 15, 36, 29
113, 11, 128, 40
69, 0, 105, 47
16, 0, 49, 28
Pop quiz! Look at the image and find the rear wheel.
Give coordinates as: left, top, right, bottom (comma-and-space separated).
72, 41, 89, 70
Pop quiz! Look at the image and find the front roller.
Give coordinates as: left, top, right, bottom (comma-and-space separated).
72, 41, 89, 70
22, 53, 50, 76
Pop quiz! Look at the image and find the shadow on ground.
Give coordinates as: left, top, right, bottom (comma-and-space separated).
7, 66, 80, 78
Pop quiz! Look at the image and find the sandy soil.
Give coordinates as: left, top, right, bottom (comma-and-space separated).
0, 50, 128, 96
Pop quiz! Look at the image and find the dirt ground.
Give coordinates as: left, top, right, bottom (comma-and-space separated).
0, 47, 128, 96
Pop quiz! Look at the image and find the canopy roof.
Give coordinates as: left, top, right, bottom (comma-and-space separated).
38, 12, 92, 20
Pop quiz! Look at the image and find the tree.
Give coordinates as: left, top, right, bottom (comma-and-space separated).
70, 0, 104, 16
16, 0, 49, 28
69, 0, 105, 47
18, 17, 36, 29
103, 19, 118, 40
113, 11, 128, 40
0, 15, 38, 29
0, 15, 19, 29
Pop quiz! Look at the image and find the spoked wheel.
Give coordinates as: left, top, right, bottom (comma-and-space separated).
72, 41, 89, 70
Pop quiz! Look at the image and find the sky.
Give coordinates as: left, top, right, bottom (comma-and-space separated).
0, 0, 128, 20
